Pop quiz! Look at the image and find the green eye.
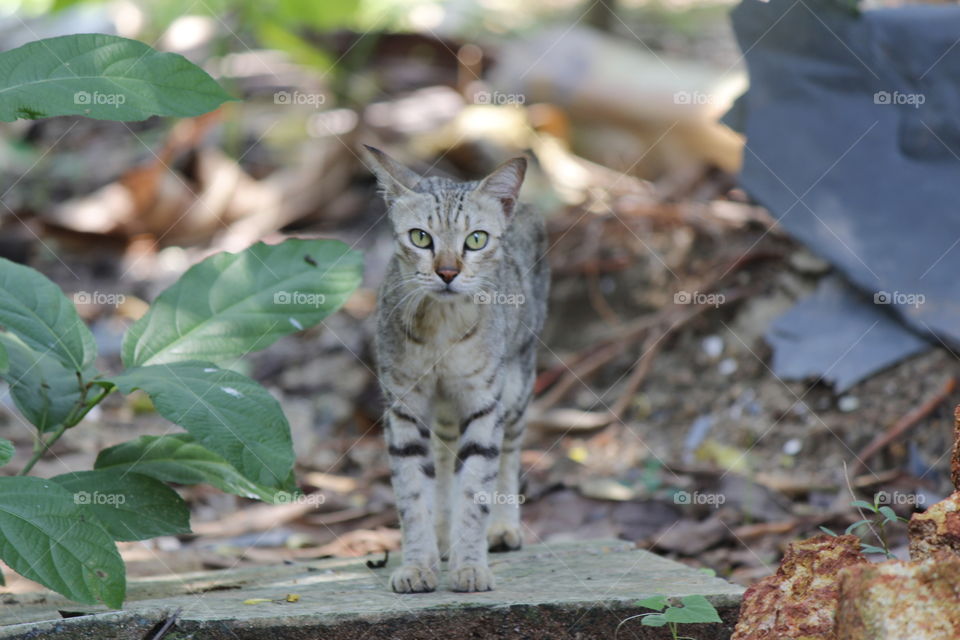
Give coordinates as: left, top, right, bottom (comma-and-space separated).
464, 230, 489, 251
409, 229, 433, 249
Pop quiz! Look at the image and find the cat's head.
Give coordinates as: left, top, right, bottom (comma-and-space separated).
363, 145, 527, 298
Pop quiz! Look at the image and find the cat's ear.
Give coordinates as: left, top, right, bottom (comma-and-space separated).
477, 157, 527, 217
361, 145, 421, 202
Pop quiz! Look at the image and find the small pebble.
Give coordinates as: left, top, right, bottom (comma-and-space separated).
702, 335, 724, 359
783, 438, 802, 456
838, 396, 860, 412
718, 358, 738, 375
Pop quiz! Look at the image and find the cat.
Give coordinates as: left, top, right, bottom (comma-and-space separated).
364, 145, 549, 593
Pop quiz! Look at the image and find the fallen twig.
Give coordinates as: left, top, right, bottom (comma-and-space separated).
851, 376, 956, 477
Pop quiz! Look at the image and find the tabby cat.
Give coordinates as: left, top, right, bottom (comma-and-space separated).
365, 146, 549, 593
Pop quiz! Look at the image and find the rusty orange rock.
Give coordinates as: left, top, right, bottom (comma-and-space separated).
731, 534, 867, 640
908, 491, 960, 561
835, 553, 960, 639
952, 404, 960, 491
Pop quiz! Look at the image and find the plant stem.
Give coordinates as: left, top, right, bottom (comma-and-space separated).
18, 422, 68, 475
17, 385, 113, 476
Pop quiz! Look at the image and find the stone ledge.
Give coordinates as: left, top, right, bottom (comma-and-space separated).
0, 540, 744, 639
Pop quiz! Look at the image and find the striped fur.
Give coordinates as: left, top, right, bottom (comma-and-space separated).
365, 147, 549, 593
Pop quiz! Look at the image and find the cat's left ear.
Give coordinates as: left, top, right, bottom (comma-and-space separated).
477, 157, 527, 217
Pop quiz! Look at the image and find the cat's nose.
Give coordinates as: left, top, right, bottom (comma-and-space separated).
436, 267, 459, 284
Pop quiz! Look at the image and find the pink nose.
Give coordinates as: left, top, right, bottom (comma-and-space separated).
436, 268, 459, 284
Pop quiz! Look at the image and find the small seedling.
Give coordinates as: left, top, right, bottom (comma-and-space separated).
615, 594, 722, 640
820, 495, 908, 558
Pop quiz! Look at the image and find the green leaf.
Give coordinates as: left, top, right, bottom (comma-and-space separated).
0, 257, 96, 372
95, 434, 293, 502
0, 332, 84, 432
663, 595, 722, 624
640, 613, 668, 627
845, 519, 870, 535
122, 239, 362, 367
0, 339, 7, 373
0, 438, 13, 467
0, 476, 125, 607
819, 526, 838, 537
850, 500, 877, 513
878, 506, 898, 523
637, 595, 669, 611
109, 363, 294, 489
860, 544, 887, 555
51, 470, 191, 541
0, 34, 236, 122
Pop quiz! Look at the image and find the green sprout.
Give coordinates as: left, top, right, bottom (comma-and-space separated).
616, 594, 722, 640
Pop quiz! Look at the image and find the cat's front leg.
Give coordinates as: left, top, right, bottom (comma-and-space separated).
448, 392, 504, 592
384, 384, 439, 593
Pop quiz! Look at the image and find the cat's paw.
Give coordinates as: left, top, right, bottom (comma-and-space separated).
487, 522, 522, 552
450, 565, 495, 592
390, 565, 438, 593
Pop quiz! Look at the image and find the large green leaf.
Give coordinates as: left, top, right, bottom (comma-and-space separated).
0, 339, 7, 373
662, 595, 722, 624
0, 332, 84, 432
122, 239, 362, 367
0, 438, 13, 467
0, 476, 125, 608
0, 257, 96, 372
95, 434, 293, 502
0, 34, 236, 122
110, 363, 294, 489
52, 470, 191, 541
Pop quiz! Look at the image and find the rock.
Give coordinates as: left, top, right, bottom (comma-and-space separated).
909, 491, 960, 560
836, 553, 960, 639
908, 404, 960, 561
731, 534, 867, 640
0, 540, 744, 640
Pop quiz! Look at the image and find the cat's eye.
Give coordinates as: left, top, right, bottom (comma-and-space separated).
464, 230, 489, 251
409, 229, 433, 249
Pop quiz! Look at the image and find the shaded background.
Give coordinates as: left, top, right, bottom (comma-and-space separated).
1, 0, 957, 599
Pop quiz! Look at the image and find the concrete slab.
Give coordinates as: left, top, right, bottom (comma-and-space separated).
0, 540, 744, 639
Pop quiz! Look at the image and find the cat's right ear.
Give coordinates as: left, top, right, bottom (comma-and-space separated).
361, 145, 421, 203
